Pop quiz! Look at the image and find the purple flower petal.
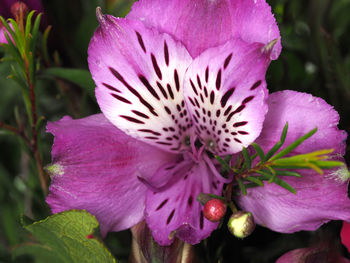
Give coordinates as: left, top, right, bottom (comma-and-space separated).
183, 38, 270, 155
276, 247, 350, 263
46, 114, 177, 236
144, 155, 223, 245
128, 0, 281, 59
254, 90, 347, 155
236, 91, 350, 233
88, 12, 194, 153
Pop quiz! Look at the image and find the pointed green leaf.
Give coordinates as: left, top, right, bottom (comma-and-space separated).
25, 10, 35, 38
237, 178, 247, 195
264, 123, 289, 161
30, 13, 42, 52
245, 176, 264, 186
272, 177, 296, 194
269, 127, 318, 161
242, 147, 251, 170
215, 155, 231, 174
251, 143, 265, 162
13, 210, 117, 263
274, 170, 302, 177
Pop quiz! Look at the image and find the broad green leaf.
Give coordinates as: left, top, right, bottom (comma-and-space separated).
13, 210, 116, 263
44, 68, 95, 99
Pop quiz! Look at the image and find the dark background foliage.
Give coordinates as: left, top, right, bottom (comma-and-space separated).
0, 0, 349, 262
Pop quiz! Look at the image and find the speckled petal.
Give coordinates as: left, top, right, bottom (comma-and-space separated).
46, 114, 177, 236
88, 12, 193, 153
145, 155, 223, 245
183, 38, 270, 155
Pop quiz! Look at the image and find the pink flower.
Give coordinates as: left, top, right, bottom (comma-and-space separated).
46, 0, 350, 246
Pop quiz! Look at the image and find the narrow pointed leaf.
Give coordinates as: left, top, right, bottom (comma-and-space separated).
215, 155, 232, 174
237, 178, 247, 195
264, 123, 289, 161
274, 170, 302, 178
251, 143, 265, 162
25, 10, 35, 38
242, 147, 251, 170
269, 127, 318, 161
245, 176, 264, 186
30, 13, 42, 52
271, 177, 296, 194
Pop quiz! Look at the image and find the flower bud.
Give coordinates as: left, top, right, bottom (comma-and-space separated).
203, 199, 226, 222
11, 1, 28, 19
227, 211, 255, 238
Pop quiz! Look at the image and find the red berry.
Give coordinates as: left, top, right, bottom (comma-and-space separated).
86, 234, 94, 239
203, 199, 226, 222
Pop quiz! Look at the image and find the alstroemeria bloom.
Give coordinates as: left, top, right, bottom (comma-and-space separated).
46, 0, 350, 246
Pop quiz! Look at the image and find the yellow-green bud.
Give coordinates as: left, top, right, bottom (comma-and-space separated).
227, 211, 255, 238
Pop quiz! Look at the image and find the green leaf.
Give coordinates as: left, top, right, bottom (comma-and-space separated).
43, 68, 95, 99
30, 13, 42, 52
13, 210, 117, 263
271, 177, 296, 194
237, 178, 247, 195
251, 143, 265, 162
269, 127, 317, 161
245, 176, 264, 186
25, 10, 35, 39
215, 155, 232, 174
264, 123, 289, 161
242, 147, 251, 170
274, 170, 302, 177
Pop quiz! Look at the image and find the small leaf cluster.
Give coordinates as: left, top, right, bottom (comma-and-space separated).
216, 123, 344, 195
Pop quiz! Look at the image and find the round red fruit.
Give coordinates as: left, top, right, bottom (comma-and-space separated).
203, 199, 226, 222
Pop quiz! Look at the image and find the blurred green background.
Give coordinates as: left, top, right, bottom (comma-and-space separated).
0, 0, 350, 262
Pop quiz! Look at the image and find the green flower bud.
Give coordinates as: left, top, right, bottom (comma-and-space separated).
227, 211, 255, 238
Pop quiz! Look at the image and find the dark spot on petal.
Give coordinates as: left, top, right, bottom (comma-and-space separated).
164, 41, 169, 66
136, 31, 146, 53
197, 75, 202, 89
132, 110, 149, 119
188, 196, 193, 206
223, 53, 233, 69
156, 82, 168, 99
216, 69, 222, 90
221, 87, 235, 107
111, 93, 132, 104
205, 66, 209, 83
189, 79, 198, 95
234, 138, 242, 143
174, 70, 180, 91
151, 54, 162, 80
210, 91, 215, 104
103, 83, 121, 93
167, 84, 174, 99
224, 105, 232, 116
250, 80, 262, 90
238, 131, 249, 135
242, 96, 254, 104
167, 209, 175, 224
233, 121, 248, 127
156, 199, 168, 211
120, 115, 144, 124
